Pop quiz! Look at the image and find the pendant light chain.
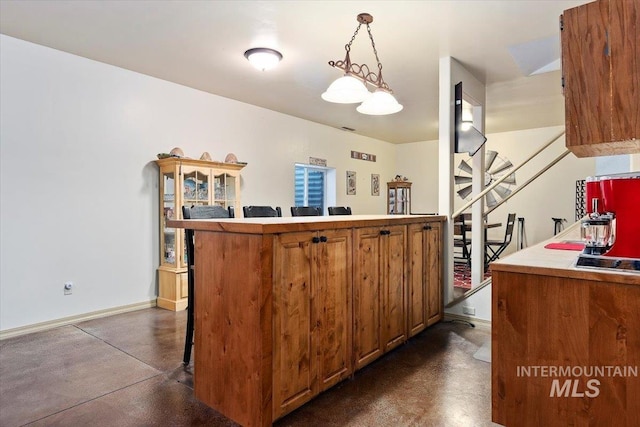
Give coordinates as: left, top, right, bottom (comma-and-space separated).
345, 23, 363, 52
366, 23, 383, 73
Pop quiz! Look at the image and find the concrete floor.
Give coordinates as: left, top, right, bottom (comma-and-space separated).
0, 308, 494, 426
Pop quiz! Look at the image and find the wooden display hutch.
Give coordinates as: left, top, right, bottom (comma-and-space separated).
387, 181, 412, 214
155, 157, 245, 311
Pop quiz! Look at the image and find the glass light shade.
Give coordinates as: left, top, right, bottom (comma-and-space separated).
356, 89, 403, 115
321, 75, 371, 104
244, 48, 282, 71
461, 121, 473, 131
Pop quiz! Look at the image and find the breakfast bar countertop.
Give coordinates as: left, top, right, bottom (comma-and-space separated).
490, 220, 640, 286
167, 214, 446, 234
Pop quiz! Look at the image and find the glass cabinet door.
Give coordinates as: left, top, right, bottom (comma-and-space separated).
161, 171, 177, 266
388, 188, 396, 214
183, 168, 210, 207
214, 172, 236, 207
398, 188, 406, 214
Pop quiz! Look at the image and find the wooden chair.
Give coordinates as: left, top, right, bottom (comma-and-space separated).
291, 206, 322, 216
485, 213, 516, 266
328, 206, 352, 215
453, 213, 472, 266
242, 205, 282, 218
182, 204, 233, 366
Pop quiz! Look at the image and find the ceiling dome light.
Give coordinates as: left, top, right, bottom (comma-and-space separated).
321, 74, 371, 104
356, 89, 403, 115
244, 48, 283, 71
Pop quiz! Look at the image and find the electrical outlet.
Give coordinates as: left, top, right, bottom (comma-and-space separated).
64, 281, 73, 295
462, 306, 475, 316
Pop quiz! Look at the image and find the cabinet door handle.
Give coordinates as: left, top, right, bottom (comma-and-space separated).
312, 236, 320, 244
320, 236, 328, 242
380, 230, 390, 235
423, 225, 432, 230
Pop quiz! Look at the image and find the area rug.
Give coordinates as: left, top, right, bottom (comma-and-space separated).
473, 340, 491, 363
454, 263, 492, 290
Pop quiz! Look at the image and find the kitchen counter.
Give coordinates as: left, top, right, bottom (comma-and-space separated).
490, 220, 640, 285
492, 220, 640, 427
168, 214, 445, 426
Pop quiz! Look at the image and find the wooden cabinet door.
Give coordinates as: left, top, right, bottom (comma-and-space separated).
425, 223, 442, 326
272, 232, 316, 419
562, 0, 611, 152
273, 229, 353, 416
408, 222, 443, 337
407, 223, 428, 336
315, 229, 353, 391
353, 227, 383, 369
381, 225, 407, 352
562, 0, 639, 157
610, 0, 640, 145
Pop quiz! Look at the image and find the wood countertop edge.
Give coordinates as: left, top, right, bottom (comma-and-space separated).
490, 262, 640, 285
167, 215, 446, 234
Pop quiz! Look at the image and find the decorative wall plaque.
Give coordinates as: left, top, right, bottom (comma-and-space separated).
309, 157, 327, 166
351, 151, 376, 162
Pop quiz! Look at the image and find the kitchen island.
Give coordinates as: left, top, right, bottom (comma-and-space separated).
167, 214, 445, 426
492, 223, 640, 426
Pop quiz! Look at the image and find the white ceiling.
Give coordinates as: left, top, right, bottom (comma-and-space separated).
0, 0, 587, 144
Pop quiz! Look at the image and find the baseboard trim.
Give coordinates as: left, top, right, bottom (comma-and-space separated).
443, 313, 492, 331
0, 300, 157, 340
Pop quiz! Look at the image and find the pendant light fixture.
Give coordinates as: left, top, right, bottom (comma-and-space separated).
244, 48, 283, 71
322, 13, 402, 115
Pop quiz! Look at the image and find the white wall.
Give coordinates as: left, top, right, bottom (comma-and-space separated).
0, 35, 397, 331
595, 154, 636, 175
395, 140, 439, 214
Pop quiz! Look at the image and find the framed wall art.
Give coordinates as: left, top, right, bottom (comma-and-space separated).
346, 171, 356, 195
371, 174, 380, 196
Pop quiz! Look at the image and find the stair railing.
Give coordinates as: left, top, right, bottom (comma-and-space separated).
452, 130, 565, 220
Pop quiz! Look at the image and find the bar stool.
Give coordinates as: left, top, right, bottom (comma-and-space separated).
182, 205, 233, 366
328, 206, 352, 215
243, 205, 282, 217
291, 206, 322, 216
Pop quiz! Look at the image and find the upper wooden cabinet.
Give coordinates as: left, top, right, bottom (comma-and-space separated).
561, 0, 640, 157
